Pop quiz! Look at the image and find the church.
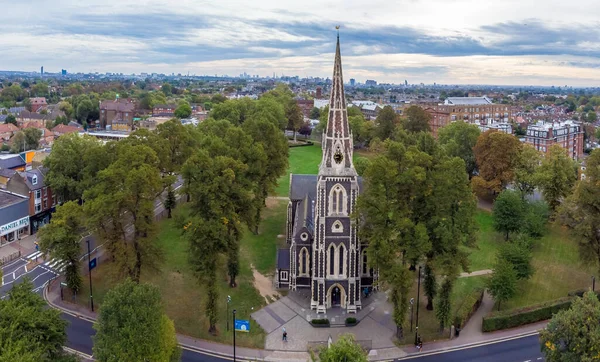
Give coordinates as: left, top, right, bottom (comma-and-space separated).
276, 35, 374, 314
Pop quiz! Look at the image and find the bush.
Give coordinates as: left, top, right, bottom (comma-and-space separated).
482, 297, 573, 332
311, 318, 330, 325
453, 288, 484, 328
345, 317, 357, 325
567, 289, 600, 298
288, 138, 314, 148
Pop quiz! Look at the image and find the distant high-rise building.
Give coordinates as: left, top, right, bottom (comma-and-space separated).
61, 69, 67, 76
40, 66, 44, 76
316, 87, 322, 99
365, 79, 377, 86
404, 80, 408, 86
349, 78, 355, 86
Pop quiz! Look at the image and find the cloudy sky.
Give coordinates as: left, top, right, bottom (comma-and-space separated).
2, 0, 600, 86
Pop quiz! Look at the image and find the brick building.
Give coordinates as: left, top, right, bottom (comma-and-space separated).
152, 104, 177, 117
525, 120, 584, 160
296, 99, 314, 118
99, 99, 135, 129
30, 97, 47, 112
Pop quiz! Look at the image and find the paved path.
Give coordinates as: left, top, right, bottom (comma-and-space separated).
459, 269, 493, 278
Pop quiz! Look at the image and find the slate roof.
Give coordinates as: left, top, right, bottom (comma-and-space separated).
0, 190, 28, 209
445, 97, 492, 105
0, 155, 25, 169
19, 168, 45, 190
0, 168, 16, 178
0, 190, 29, 226
289, 174, 317, 200
277, 248, 290, 270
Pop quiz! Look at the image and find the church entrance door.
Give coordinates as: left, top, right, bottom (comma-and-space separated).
332, 286, 341, 306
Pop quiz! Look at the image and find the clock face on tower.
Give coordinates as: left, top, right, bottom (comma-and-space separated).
334, 150, 344, 164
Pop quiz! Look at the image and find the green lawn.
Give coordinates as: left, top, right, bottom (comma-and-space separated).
70, 202, 291, 348
465, 211, 501, 271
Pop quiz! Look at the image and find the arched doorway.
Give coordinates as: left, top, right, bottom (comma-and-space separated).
326, 283, 346, 309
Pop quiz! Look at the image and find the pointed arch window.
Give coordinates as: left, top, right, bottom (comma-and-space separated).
338, 244, 346, 276
362, 249, 368, 275
329, 244, 335, 276
299, 247, 309, 276
328, 184, 348, 216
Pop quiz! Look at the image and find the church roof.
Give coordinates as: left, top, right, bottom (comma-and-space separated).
277, 248, 290, 270
289, 174, 317, 200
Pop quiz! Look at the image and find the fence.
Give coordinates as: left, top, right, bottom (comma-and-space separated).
0, 250, 21, 267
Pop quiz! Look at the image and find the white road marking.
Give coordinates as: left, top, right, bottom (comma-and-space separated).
27, 251, 42, 260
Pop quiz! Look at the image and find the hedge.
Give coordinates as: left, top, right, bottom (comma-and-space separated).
311, 318, 330, 325
482, 297, 573, 332
453, 288, 484, 328
345, 317, 357, 325
288, 138, 314, 148
567, 289, 600, 298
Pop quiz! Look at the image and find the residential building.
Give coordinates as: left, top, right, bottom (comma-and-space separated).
525, 120, 584, 160
365, 79, 377, 86
30, 97, 47, 112
0, 190, 30, 246
99, 99, 135, 129
421, 106, 450, 138
111, 120, 132, 132
351, 100, 382, 120
443, 97, 511, 123
4, 168, 56, 234
277, 36, 372, 314
152, 104, 177, 117
477, 121, 513, 134
0, 123, 19, 143
296, 99, 314, 118
52, 124, 84, 137
0, 154, 25, 171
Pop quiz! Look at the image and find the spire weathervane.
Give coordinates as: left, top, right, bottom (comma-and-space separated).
336, 25, 340, 38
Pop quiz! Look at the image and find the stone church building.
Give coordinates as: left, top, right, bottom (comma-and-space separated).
276, 35, 374, 314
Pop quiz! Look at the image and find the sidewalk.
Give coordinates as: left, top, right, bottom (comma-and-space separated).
0, 234, 37, 260
45, 275, 547, 362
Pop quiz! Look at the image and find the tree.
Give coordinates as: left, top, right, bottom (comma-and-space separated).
498, 242, 533, 280
174, 101, 192, 119
587, 111, 597, 123
93, 279, 180, 362
402, 105, 431, 133
423, 263, 437, 311
438, 121, 480, 178
161, 83, 173, 96
4, 114, 16, 126
472, 130, 521, 196
492, 190, 525, 240
22, 97, 32, 111
513, 145, 541, 199
314, 334, 368, 362
539, 292, 600, 362
559, 149, 600, 274
487, 258, 517, 311
10, 128, 42, 153
298, 121, 312, 138
309, 106, 320, 119
85, 143, 162, 282
164, 185, 176, 219
536, 144, 577, 213
286, 100, 304, 142
76, 98, 94, 122
374, 105, 398, 141
435, 278, 452, 332
0, 279, 76, 362
37, 201, 84, 293
522, 201, 549, 239
43, 133, 108, 201
58, 101, 74, 120
348, 108, 372, 147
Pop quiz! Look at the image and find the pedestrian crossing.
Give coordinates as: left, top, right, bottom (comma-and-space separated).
25, 251, 70, 273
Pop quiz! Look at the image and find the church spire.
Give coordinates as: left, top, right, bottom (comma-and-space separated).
319, 29, 355, 175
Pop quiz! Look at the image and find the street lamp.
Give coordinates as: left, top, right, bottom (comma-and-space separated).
415, 265, 422, 346
593, 276, 596, 292
233, 309, 237, 362
227, 295, 231, 331
410, 298, 414, 332
87, 239, 94, 312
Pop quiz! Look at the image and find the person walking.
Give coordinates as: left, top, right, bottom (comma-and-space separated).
417, 335, 423, 352
282, 327, 287, 342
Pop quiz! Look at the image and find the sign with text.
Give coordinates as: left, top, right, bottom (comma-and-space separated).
0, 217, 29, 236
234, 319, 250, 332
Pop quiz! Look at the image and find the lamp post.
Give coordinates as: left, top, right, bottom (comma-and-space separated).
233, 309, 237, 362
227, 295, 231, 331
87, 239, 94, 312
415, 265, 422, 346
593, 276, 596, 292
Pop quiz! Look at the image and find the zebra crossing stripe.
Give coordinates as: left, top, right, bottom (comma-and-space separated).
27, 251, 42, 260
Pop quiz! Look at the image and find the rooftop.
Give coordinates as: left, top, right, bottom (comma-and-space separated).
444, 96, 493, 106
0, 190, 28, 210
528, 120, 580, 131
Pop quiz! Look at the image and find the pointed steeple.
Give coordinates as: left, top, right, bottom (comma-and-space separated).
319, 31, 356, 176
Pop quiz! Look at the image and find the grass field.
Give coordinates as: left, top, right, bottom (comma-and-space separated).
72, 201, 289, 348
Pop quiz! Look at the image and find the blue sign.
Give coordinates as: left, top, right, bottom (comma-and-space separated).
89, 258, 97, 270
234, 319, 250, 332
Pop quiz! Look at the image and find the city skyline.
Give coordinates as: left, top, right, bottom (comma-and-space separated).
3, 0, 600, 86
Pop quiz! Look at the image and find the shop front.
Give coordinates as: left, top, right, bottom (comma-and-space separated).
0, 192, 30, 248
0, 216, 29, 247
30, 208, 54, 234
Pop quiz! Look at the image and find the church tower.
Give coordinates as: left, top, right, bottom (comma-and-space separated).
311, 33, 361, 314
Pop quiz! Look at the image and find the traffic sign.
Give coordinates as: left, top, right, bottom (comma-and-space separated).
60, 282, 67, 287
234, 319, 250, 332
89, 258, 97, 270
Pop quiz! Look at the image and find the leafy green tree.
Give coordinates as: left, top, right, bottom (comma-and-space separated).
402, 105, 431, 133
559, 149, 600, 274
93, 279, 180, 362
174, 101, 192, 118
85, 143, 162, 282
423, 263, 437, 311
522, 201, 549, 238
587, 111, 597, 123
164, 185, 176, 219
0, 279, 76, 362
37, 201, 84, 293
309, 106, 320, 119
514, 145, 541, 199
22, 97, 32, 111
76, 98, 94, 122
314, 334, 368, 362
536, 144, 577, 212
498, 242, 533, 280
438, 121, 480, 178
161, 83, 173, 96
31, 82, 48, 97
374, 105, 398, 141
10, 128, 42, 153
487, 258, 518, 310
286, 100, 304, 142
348, 108, 373, 146
44, 133, 109, 201
435, 278, 452, 332
4, 114, 16, 126
209, 98, 255, 125
0, 84, 26, 103
493, 190, 525, 240
472, 130, 521, 196
211, 93, 227, 104
539, 291, 600, 362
